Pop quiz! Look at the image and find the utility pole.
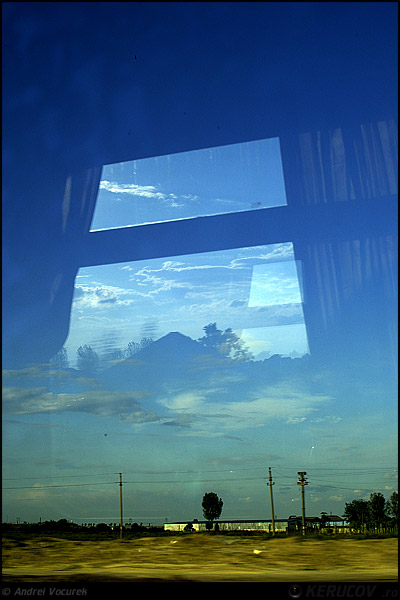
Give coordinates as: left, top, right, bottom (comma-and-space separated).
267, 467, 276, 535
297, 471, 308, 535
119, 472, 123, 540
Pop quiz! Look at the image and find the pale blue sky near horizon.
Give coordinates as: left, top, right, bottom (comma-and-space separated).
2, 136, 397, 526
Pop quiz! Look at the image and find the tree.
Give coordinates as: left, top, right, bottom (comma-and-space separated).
343, 499, 370, 532
125, 337, 154, 358
76, 345, 100, 373
202, 491, 223, 529
50, 347, 69, 369
385, 491, 398, 528
198, 323, 253, 362
95, 522, 111, 532
369, 492, 388, 530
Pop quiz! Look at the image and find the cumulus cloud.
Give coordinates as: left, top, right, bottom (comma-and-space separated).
161, 391, 206, 411
158, 382, 332, 435
221, 385, 330, 429
73, 284, 134, 309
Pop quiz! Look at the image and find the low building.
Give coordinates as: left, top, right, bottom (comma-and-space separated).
164, 518, 297, 533
320, 515, 350, 533
290, 515, 350, 533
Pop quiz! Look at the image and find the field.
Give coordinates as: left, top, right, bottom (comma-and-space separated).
2, 532, 398, 583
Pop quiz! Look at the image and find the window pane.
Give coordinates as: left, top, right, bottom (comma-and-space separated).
90, 137, 287, 231
65, 243, 308, 362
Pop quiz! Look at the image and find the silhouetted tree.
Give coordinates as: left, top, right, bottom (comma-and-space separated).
369, 492, 389, 530
198, 323, 253, 361
50, 347, 69, 369
95, 522, 111, 532
343, 499, 370, 532
76, 345, 99, 373
125, 337, 154, 357
385, 491, 398, 527
101, 347, 125, 367
202, 491, 223, 529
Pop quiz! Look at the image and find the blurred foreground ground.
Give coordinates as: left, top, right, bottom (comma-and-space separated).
2, 534, 398, 582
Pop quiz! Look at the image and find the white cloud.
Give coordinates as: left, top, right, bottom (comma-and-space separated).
99, 180, 198, 208
99, 180, 167, 200
131, 245, 296, 282
128, 273, 195, 298
158, 383, 331, 435
311, 416, 342, 424
73, 284, 134, 309
161, 392, 206, 412
221, 385, 330, 429
248, 262, 302, 307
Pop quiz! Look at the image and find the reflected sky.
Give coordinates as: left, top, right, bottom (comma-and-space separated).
90, 137, 287, 230
3, 136, 397, 526
66, 241, 308, 363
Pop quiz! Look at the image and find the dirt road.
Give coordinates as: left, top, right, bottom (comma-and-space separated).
2, 534, 398, 582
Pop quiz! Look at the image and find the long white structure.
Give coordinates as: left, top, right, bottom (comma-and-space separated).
164, 519, 297, 533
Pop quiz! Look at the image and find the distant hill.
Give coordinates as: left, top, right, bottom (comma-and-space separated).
134, 331, 220, 363
32, 332, 312, 415
96, 331, 224, 398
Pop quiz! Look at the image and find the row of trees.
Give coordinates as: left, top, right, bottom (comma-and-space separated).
2, 519, 155, 534
343, 491, 398, 532
51, 322, 254, 372
50, 337, 155, 371
199, 491, 399, 534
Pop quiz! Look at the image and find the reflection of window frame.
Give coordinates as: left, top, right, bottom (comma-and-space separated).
79, 192, 396, 269
75, 129, 397, 359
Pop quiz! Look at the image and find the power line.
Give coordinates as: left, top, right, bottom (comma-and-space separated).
1, 467, 267, 481
2, 472, 119, 481
4, 476, 397, 491
3, 482, 116, 490
3, 468, 397, 493
3, 465, 396, 482
3, 477, 268, 490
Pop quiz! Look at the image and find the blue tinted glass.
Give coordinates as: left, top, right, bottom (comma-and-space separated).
3, 132, 397, 536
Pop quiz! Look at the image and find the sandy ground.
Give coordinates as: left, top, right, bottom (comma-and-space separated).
2, 534, 398, 583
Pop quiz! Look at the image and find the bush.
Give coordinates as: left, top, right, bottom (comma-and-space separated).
95, 522, 111, 532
